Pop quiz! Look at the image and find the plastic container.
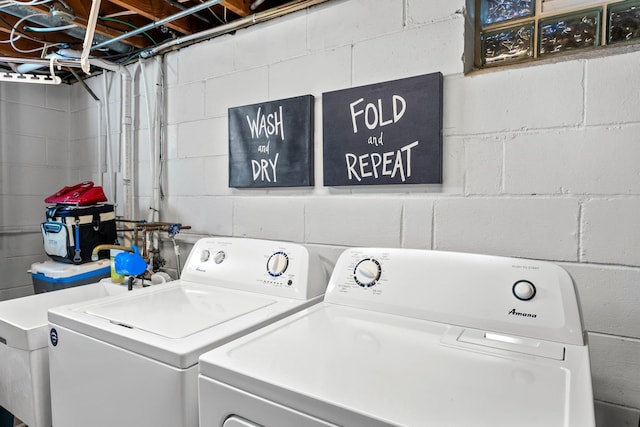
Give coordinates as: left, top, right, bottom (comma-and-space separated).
30, 259, 111, 293
0, 406, 13, 427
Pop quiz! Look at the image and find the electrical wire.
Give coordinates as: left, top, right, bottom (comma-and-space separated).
99, 16, 157, 45
23, 23, 77, 33
10, 13, 64, 53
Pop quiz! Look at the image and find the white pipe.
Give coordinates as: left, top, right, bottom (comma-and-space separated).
90, 58, 133, 226
81, 0, 101, 73
102, 72, 115, 201
97, 91, 103, 187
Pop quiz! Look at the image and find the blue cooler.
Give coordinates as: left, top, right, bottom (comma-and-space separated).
30, 259, 111, 293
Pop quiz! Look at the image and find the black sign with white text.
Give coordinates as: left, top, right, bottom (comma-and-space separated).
229, 95, 314, 188
322, 73, 443, 186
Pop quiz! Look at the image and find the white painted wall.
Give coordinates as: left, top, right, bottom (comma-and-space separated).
0, 82, 72, 300
1, 0, 639, 424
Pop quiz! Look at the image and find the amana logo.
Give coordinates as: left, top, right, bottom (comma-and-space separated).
508, 308, 537, 318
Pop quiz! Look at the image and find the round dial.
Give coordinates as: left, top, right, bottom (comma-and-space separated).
513, 280, 536, 301
267, 252, 289, 277
354, 258, 381, 287
200, 249, 210, 262
213, 251, 226, 264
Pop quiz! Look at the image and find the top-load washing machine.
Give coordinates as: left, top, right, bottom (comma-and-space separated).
47, 237, 327, 427
198, 247, 595, 427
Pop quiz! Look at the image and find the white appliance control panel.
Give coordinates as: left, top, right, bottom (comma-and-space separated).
179, 238, 325, 300
326, 248, 584, 346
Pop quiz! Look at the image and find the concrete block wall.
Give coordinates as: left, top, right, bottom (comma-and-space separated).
0, 81, 71, 300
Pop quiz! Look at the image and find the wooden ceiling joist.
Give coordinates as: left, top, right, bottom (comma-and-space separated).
221, 0, 252, 17
107, 0, 206, 35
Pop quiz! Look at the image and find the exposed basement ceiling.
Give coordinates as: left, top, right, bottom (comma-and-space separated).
0, 0, 302, 82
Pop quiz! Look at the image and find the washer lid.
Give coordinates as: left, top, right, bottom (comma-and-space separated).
85, 285, 275, 339
200, 303, 595, 427
48, 282, 321, 368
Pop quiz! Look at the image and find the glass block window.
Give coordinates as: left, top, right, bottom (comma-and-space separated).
608, 0, 640, 43
481, 0, 536, 25
539, 8, 602, 55
476, 0, 640, 68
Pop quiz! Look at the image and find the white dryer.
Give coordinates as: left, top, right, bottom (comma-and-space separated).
47, 237, 327, 427
198, 247, 595, 427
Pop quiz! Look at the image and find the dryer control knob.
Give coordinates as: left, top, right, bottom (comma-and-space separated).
213, 251, 226, 264
354, 258, 381, 287
513, 280, 536, 301
267, 252, 289, 277
200, 250, 210, 262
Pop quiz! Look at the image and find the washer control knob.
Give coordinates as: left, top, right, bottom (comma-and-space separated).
513, 280, 536, 301
200, 250, 210, 262
354, 258, 381, 287
267, 252, 289, 277
213, 251, 226, 264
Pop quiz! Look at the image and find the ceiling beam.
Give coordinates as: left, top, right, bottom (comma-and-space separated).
24, 3, 151, 49
107, 0, 205, 34
221, 0, 252, 17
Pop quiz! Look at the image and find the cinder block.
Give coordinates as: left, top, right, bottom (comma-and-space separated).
465, 135, 503, 195
582, 199, 640, 266
595, 401, 640, 427
444, 61, 584, 134
178, 118, 227, 158
166, 124, 178, 160
405, 0, 465, 26
1, 133, 46, 165
45, 84, 71, 111
203, 156, 232, 196
589, 333, 640, 409
165, 51, 179, 88
308, 0, 404, 51
305, 197, 403, 246
2, 103, 69, 139
269, 47, 352, 100
69, 137, 98, 170
434, 197, 579, 260
353, 16, 466, 85
0, 285, 34, 302
1, 164, 68, 197
233, 197, 305, 242
163, 196, 232, 236
70, 105, 99, 140
586, 50, 640, 125
0, 233, 45, 259
177, 34, 235, 84
204, 67, 269, 118
1, 195, 45, 228
505, 127, 640, 195
165, 158, 205, 196
443, 136, 465, 194
0, 81, 46, 106
47, 138, 70, 168
560, 263, 640, 338
402, 198, 433, 249
167, 81, 206, 124
234, 10, 308, 71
